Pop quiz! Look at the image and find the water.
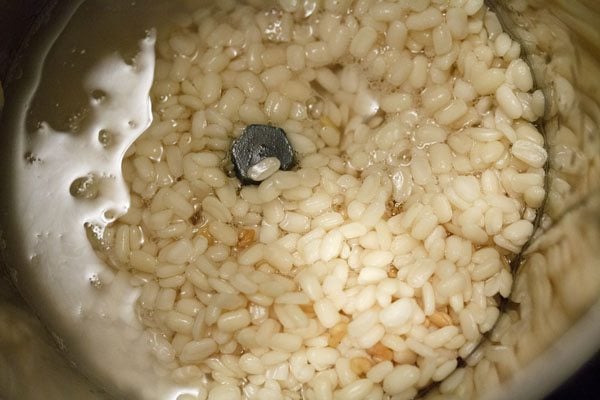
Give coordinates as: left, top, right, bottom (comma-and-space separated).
0, 1, 202, 399
0, 1, 560, 399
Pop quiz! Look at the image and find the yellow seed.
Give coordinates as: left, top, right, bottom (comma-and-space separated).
196, 225, 215, 245
350, 357, 373, 376
328, 321, 348, 347
429, 311, 454, 328
320, 115, 336, 128
299, 303, 316, 317
367, 342, 393, 361
237, 228, 255, 249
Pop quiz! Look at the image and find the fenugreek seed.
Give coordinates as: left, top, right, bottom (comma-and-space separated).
328, 321, 348, 347
350, 357, 373, 376
367, 342, 394, 361
429, 311, 454, 328
237, 229, 256, 249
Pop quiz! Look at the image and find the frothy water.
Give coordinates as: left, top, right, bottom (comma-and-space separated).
1, 1, 201, 398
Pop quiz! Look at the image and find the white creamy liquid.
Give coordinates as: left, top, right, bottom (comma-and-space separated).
1, 0, 204, 398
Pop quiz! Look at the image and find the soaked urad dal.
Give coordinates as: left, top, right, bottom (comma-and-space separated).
97, 0, 548, 398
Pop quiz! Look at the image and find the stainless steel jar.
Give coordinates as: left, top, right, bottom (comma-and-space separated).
0, 1, 599, 399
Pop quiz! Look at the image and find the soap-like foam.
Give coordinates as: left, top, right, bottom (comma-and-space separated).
3, 1, 198, 398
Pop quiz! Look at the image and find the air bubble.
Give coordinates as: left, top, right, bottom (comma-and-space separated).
98, 129, 113, 147
103, 209, 117, 222
387, 148, 412, 167
84, 222, 108, 251
91, 89, 107, 102
306, 96, 324, 119
89, 274, 103, 289
67, 108, 88, 133
398, 149, 412, 165
24, 152, 41, 164
125, 56, 136, 66
70, 175, 99, 199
